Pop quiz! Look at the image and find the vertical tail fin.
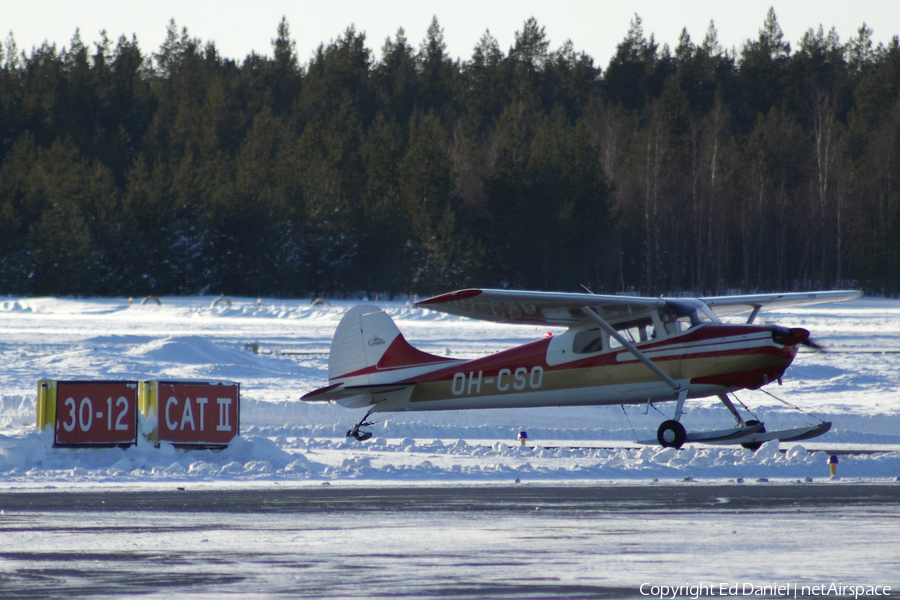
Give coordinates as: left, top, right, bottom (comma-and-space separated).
328, 305, 452, 384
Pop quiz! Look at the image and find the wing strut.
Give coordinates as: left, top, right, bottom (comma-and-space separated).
746, 306, 762, 324
580, 306, 682, 393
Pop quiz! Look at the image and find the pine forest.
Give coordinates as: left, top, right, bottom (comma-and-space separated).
1, 10, 899, 298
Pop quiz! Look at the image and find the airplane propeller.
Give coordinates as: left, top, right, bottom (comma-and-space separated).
773, 326, 826, 352
800, 337, 827, 352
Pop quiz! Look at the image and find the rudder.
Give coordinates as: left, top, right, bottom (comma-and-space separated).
328, 305, 451, 383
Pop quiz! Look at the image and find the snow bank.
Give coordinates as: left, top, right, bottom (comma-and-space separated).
0, 429, 319, 485
3, 431, 898, 485
0, 395, 34, 429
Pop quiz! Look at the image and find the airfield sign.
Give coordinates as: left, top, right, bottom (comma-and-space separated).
38, 380, 139, 447
154, 381, 240, 445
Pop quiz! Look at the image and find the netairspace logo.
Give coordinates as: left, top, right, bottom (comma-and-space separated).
639, 583, 893, 599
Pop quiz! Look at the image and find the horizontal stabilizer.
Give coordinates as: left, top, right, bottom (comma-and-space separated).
301, 382, 412, 402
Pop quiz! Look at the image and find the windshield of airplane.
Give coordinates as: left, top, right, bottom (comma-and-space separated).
660, 300, 720, 334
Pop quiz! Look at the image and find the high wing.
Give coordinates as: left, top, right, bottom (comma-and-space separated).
699, 290, 863, 318
415, 289, 664, 327
415, 288, 863, 326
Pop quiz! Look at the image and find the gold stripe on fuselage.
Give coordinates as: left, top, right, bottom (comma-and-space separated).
408, 352, 785, 404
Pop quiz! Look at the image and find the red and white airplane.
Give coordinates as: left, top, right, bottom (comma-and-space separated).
302, 289, 861, 448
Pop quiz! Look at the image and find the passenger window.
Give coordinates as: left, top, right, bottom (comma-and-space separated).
573, 328, 604, 354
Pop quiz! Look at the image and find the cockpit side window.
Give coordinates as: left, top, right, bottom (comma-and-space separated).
660, 308, 690, 334
695, 304, 718, 323
608, 317, 656, 348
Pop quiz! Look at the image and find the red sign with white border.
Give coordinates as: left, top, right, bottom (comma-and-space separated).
156, 382, 240, 446
55, 381, 138, 446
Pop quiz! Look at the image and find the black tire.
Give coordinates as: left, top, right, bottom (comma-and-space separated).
740, 420, 766, 451
657, 420, 687, 448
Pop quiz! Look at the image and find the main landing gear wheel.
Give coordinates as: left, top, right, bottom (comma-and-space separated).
657, 420, 686, 449
740, 420, 766, 451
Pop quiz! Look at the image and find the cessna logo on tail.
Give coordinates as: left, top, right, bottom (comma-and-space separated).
368, 336, 386, 347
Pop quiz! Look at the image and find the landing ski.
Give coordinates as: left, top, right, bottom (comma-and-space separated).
703, 421, 832, 446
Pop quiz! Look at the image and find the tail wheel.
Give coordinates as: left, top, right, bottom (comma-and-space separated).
740, 420, 766, 451
657, 420, 686, 449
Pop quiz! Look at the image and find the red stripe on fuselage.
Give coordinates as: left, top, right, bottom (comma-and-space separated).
399, 324, 796, 385
404, 337, 553, 384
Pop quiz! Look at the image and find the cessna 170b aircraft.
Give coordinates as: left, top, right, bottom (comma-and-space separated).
302, 289, 862, 448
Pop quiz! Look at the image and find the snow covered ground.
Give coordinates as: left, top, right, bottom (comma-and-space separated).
2, 294, 900, 485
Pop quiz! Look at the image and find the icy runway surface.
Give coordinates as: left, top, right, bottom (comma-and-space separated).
1, 485, 899, 599
1, 295, 900, 595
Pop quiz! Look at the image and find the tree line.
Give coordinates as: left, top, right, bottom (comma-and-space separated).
1, 9, 899, 298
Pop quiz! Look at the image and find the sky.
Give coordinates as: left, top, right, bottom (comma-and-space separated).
1, 0, 897, 69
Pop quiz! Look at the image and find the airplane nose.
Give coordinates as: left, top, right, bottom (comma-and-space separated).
773, 327, 810, 346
